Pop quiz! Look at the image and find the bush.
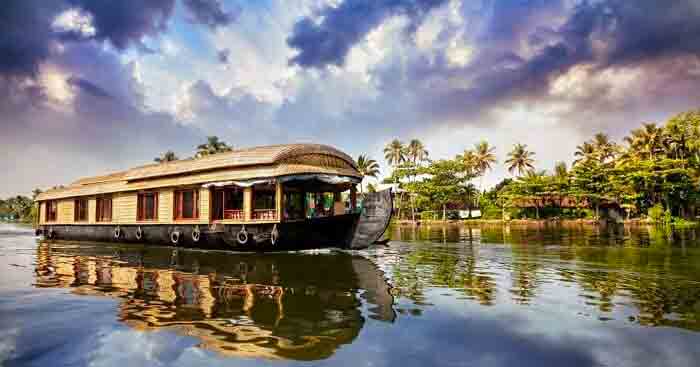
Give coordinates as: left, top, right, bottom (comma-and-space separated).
481, 206, 502, 219
648, 204, 665, 223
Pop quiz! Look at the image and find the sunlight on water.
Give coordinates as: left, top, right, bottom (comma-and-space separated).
1, 223, 699, 366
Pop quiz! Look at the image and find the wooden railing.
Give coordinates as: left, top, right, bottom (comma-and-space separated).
223, 209, 244, 220
252, 209, 276, 221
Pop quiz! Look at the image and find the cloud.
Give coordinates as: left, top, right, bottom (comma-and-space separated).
0, 40, 204, 197
217, 48, 230, 63
287, 0, 449, 68
182, 0, 239, 29
0, 0, 64, 76
67, 77, 113, 99
65, 0, 175, 49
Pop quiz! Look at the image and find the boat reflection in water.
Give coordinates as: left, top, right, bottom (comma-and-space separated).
34, 241, 395, 361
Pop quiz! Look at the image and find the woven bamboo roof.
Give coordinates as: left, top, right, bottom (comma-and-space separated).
36, 144, 360, 201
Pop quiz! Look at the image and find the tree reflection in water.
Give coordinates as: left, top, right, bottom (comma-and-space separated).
34, 242, 396, 361
383, 222, 700, 331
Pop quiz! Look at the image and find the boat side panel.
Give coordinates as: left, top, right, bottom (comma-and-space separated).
39, 214, 360, 250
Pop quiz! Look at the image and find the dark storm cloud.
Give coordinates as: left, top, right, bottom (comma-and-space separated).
217, 48, 230, 63
589, 0, 700, 66
0, 1, 64, 76
67, 77, 113, 99
66, 0, 175, 49
0, 0, 176, 78
416, 0, 700, 124
182, 0, 239, 29
287, 0, 448, 68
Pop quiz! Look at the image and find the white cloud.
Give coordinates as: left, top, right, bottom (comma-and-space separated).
52, 8, 96, 38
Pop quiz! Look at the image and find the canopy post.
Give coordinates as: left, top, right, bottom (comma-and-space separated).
243, 187, 252, 222
276, 181, 283, 221
350, 185, 357, 212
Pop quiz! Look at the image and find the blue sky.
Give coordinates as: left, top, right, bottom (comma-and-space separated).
2, 0, 700, 196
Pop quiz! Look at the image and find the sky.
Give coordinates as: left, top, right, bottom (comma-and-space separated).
2, 0, 700, 197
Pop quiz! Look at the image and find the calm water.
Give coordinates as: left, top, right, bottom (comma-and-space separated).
1, 223, 700, 366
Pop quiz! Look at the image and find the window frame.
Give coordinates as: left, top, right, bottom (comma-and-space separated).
45, 200, 58, 222
137, 191, 159, 222
74, 198, 88, 222
173, 189, 199, 220
96, 196, 113, 223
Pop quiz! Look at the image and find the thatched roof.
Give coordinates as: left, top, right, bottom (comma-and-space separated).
36, 144, 360, 201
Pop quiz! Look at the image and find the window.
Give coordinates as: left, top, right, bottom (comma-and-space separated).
212, 187, 244, 220
137, 192, 158, 221
252, 184, 276, 220
96, 197, 112, 222
174, 189, 199, 220
45, 201, 58, 222
74, 198, 88, 222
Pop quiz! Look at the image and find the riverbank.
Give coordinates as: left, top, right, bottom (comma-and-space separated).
392, 218, 698, 226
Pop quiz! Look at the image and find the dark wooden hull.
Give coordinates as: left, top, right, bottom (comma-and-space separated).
37, 190, 393, 251
38, 214, 357, 251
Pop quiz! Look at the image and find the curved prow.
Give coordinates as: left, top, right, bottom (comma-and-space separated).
349, 189, 393, 249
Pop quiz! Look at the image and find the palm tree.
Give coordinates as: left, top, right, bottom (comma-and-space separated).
196, 136, 233, 158
407, 139, 429, 165
505, 143, 535, 176
624, 123, 664, 160
592, 132, 617, 162
458, 149, 478, 176
356, 154, 380, 194
553, 161, 568, 179
384, 139, 406, 167
573, 141, 595, 165
473, 140, 497, 175
384, 139, 407, 185
154, 150, 179, 163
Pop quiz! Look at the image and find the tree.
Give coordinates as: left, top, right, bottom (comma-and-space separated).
154, 150, 179, 163
407, 139, 429, 165
505, 143, 535, 176
457, 149, 478, 177
356, 154, 380, 194
196, 136, 232, 158
592, 133, 618, 162
553, 161, 568, 179
624, 123, 664, 160
408, 159, 475, 220
384, 139, 407, 169
473, 140, 497, 190
574, 141, 596, 166
473, 140, 497, 175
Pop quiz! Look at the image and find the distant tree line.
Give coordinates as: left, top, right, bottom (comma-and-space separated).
354, 109, 700, 223
153, 136, 233, 163
0, 189, 42, 223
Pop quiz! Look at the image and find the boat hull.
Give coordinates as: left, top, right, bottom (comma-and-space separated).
38, 214, 359, 251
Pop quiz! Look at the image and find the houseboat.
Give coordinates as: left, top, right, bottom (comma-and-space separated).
35, 144, 392, 250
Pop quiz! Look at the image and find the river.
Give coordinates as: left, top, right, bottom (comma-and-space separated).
1, 223, 699, 366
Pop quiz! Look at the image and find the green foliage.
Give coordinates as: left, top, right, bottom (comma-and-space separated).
195, 136, 232, 158
648, 204, 665, 223
380, 108, 700, 221
0, 195, 34, 222
154, 150, 179, 163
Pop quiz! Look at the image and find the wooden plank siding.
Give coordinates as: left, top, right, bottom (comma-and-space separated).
115, 192, 138, 223
58, 199, 74, 223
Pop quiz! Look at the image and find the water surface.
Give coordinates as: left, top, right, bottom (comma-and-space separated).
1, 223, 699, 366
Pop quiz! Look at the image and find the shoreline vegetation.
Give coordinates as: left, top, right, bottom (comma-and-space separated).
392, 218, 698, 227
359, 109, 700, 228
